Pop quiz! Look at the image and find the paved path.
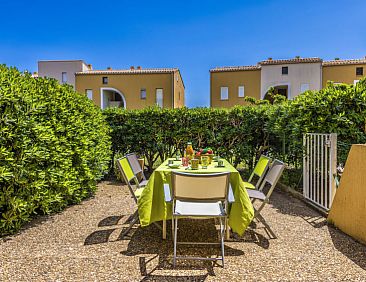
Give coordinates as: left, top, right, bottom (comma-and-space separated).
1, 180, 365, 281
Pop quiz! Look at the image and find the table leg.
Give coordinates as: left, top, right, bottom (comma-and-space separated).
226, 219, 230, 240
163, 220, 166, 239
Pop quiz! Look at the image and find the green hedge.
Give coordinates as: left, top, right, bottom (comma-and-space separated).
105, 78, 366, 175
0, 65, 111, 236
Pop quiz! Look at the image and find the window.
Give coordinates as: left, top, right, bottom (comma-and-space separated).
156, 88, 163, 108
86, 89, 93, 100
238, 86, 245, 97
102, 77, 108, 84
62, 72, 67, 83
220, 87, 229, 100
282, 66, 288, 75
300, 83, 310, 93
140, 88, 146, 99
356, 67, 363, 76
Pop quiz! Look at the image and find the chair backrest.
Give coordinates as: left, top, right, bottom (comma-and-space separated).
126, 153, 146, 180
248, 155, 271, 186
117, 157, 139, 202
172, 171, 230, 201
258, 159, 285, 199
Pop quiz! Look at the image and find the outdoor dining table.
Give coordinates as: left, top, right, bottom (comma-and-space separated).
137, 158, 254, 239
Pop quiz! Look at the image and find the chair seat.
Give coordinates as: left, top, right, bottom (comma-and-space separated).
243, 181, 255, 189
174, 200, 226, 217
139, 179, 149, 187
246, 189, 266, 201
134, 187, 145, 198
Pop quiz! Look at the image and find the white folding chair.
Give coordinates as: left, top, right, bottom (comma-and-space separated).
244, 155, 271, 189
126, 153, 148, 187
164, 171, 235, 267
247, 159, 285, 239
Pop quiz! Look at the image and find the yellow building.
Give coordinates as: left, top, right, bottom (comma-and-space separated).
210, 57, 366, 108
210, 66, 261, 108
38, 60, 185, 109
322, 58, 366, 88
75, 67, 185, 109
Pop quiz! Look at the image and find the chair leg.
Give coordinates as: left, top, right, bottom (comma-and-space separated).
220, 218, 225, 268
173, 218, 178, 267
121, 212, 139, 239
255, 212, 277, 239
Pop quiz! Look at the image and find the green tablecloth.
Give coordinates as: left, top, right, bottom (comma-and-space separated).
137, 158, 254, 236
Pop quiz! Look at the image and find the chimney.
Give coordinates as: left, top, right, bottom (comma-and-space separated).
267, 57, 272, 60
107, 66, 112, 70
87, 64, 93, 70
137, 66, 141, 70
130, 66, 135, 70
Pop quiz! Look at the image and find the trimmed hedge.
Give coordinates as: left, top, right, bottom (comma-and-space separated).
0, 65, 111, 236
105, 78, 366, 174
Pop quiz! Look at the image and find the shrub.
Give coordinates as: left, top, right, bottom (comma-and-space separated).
0, 65, 111, 236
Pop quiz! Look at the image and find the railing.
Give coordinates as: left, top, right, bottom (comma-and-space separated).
303, 133, 337, 211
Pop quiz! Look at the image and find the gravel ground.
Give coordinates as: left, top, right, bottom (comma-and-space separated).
1, 180, 365, 281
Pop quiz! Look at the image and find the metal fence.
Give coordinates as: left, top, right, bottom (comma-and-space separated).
303, 133, 337, 211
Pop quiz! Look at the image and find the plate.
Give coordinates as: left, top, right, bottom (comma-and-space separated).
168, 164, 181, 169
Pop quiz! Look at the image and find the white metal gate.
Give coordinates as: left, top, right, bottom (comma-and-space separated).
303, 133, 337, 211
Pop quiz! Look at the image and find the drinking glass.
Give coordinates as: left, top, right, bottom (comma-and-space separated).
201, 156, 209, 168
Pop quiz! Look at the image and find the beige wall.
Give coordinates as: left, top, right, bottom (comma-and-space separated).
174, 71, 185, 108
75, 72, 181, 109
38, 60, 86, 89
210, 70, 261, 108
328, 144, 366, 244
260, 62, 322, 99
322, 64, 366, 88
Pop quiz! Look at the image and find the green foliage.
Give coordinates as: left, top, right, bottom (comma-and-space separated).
105, 79, 366, 190
0, 65, 111, 236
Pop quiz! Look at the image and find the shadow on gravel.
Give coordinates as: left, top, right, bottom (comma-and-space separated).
84, 228, 117, 245
328, 225, 366, 271
98, 215, 125, 227
119, 219, 245, 279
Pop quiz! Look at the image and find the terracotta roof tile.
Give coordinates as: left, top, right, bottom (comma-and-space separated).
259, 57, 322, 65
322, 59, 366, 66
210, 65, 261, 72
76, 68, 179, 75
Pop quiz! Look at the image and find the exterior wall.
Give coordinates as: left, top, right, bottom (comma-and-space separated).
173, 71, 185, 108
322, 64, 366, 87
210, 70, 261, 108
260, 62, 322, 99
38, 60, 85, 89
75, 73, 174, 110
328, 144, 366, 244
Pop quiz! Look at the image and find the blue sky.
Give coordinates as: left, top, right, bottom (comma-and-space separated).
0, 0, 365, 107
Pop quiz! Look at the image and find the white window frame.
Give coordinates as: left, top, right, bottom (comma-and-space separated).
300, 83, 310, 93
62, 72, 67, 83
86, 89, 93, 100
156, 88, 163, 108
238, 85, 245, 97
220, 87, 229, 100
354, 80, 360, 85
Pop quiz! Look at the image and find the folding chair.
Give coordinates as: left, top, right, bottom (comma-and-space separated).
126, 153, 148, 187
164, 171, 235, 268
116, 157, 146, 238
243, 155, 271, 190
246, 159, 285, 239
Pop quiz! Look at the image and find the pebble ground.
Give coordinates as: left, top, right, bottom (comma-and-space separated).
1, 180, 365, 281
